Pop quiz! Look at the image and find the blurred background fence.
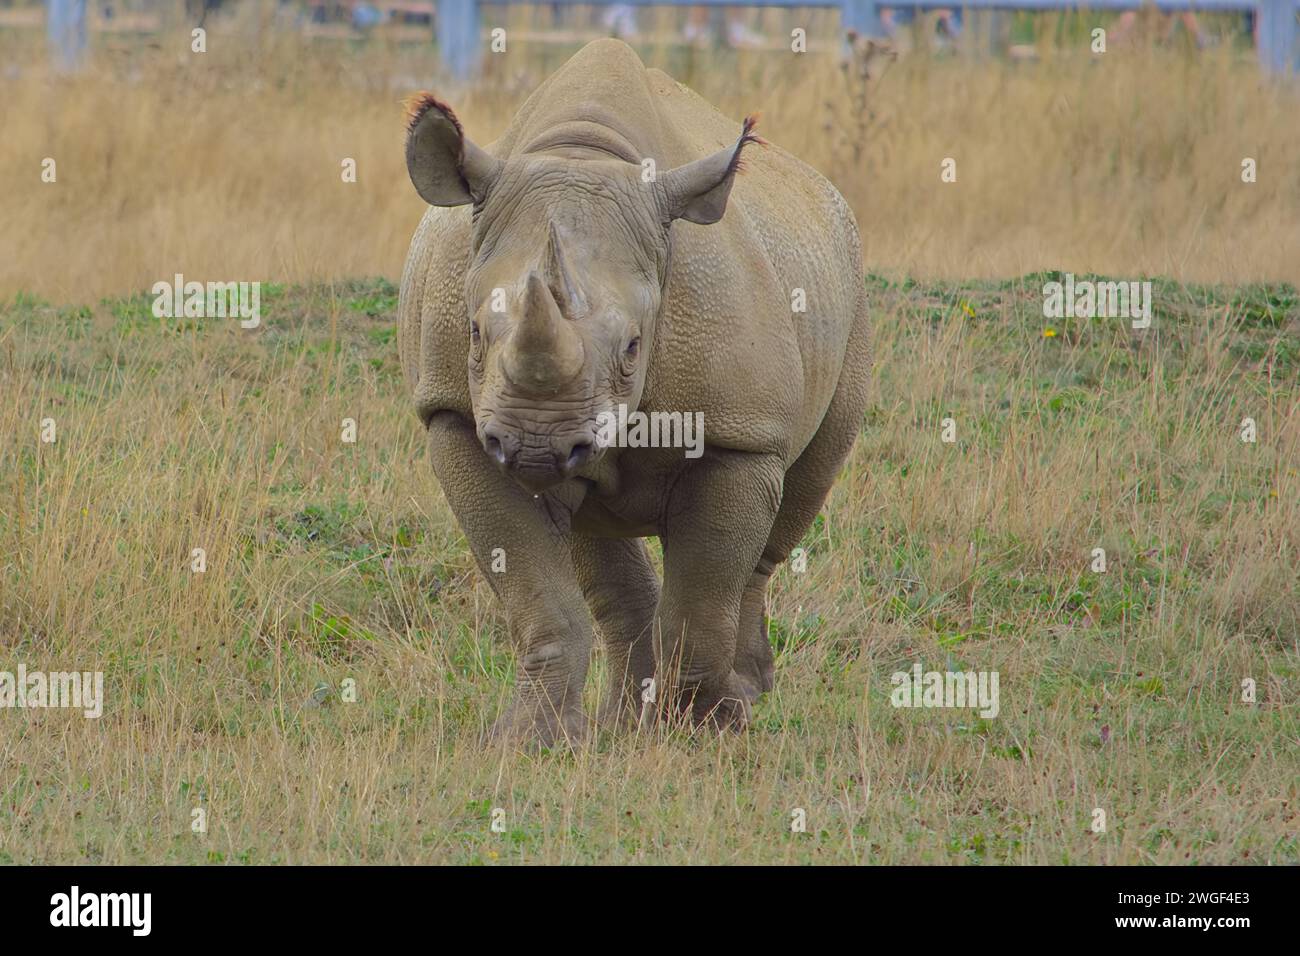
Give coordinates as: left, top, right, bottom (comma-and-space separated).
6, 0, 1297, 75
5, 0, 1298, 296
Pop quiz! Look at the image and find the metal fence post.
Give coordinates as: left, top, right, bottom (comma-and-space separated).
47, 0, 88, 73
1257, 0, 1298, 72
438, 0, 481, 80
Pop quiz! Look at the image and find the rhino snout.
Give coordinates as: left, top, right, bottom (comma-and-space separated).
480, 419, 598, 491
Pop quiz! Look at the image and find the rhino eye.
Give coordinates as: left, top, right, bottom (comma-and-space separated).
625, 337, 640, 358
469, 320, 481, 344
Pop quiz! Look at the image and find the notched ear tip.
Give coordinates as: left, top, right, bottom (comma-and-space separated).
730, 114, 768, 176
662, 113, 768, 226
404, 91, 501, 208
403, 91, 463, 139
404, 92, 469, 207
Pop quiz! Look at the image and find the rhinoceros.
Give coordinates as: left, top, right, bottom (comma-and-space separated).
398, 39, 870, 748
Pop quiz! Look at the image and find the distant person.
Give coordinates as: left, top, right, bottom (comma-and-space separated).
47, 0, 87, 73
880, 6, 962, 45
1110, 8, 1208, 49
684, 7, 764, 49
602, 4, 638, 40
352, 4, 385, 31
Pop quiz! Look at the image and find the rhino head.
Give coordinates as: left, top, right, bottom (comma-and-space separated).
404, 94, 762, 492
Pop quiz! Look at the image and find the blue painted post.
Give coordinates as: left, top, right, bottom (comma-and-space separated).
1256, 0, 1297, 72
47, 0, 88, 74
841, 0, 884, 38
438, 0, 481, 80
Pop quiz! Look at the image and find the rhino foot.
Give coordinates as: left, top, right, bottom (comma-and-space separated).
734, 669, 773, 706
694, 693, 751, 734
733, 619, 775, 705
656, 670, 752, 734
487, 700, 590, 752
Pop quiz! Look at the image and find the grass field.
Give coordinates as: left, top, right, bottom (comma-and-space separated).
2, 7, 1297, 864
2, 275, 1296, 864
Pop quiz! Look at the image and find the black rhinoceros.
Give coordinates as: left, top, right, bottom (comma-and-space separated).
398, 39, 870, 748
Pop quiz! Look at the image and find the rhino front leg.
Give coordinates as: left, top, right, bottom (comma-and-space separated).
426, 411, 593, 750
655, 450, 783, 731
570, 535, 659, 731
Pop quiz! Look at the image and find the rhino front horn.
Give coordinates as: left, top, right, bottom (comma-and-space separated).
503, 273, 586, 394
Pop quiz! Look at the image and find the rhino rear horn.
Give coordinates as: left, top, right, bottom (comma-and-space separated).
545, 221, 588, 319
660, 114, 766, 226
404, 93, 501, 206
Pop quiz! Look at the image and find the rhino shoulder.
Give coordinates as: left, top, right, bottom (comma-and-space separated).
397, 204, 474, 424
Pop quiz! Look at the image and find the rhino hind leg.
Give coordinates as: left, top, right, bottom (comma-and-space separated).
734, 312, 873, 703
570, 535, 660, 731
735, 565, 777, 704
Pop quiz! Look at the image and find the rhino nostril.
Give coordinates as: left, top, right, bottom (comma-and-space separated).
484, 435, 508, 466
563, 442, 593, 473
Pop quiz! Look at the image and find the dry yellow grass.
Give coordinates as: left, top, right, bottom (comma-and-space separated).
0, 18, 1297, 864
2, 17, 1299, 301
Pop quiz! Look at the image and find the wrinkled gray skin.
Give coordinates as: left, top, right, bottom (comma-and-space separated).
398, 40, 870, 748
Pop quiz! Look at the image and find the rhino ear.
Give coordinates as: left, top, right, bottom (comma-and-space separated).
660, 115, 765, 226
404, 93, 501, 206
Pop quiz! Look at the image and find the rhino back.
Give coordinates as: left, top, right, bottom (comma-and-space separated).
643, 71, 865, 463
492, 39, 675, 163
